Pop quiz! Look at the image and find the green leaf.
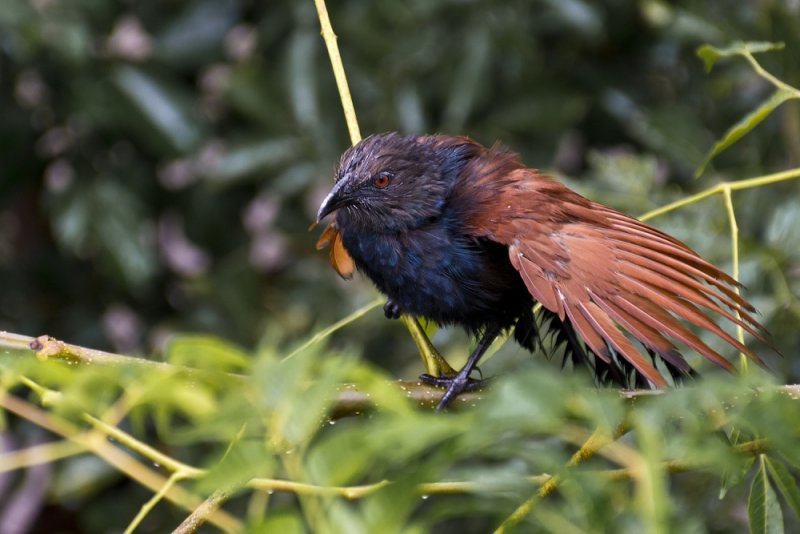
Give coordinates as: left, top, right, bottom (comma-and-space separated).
155, 0, 236, 65
204, 138, 301, 184
93, 181, 159, 287
251, 512, 305, 534
695, 88, 794, 178
166, 334, 250, 372
765, 456, 800, 519
721, 456, 755, 500
113, 66, 202, 153
721, 428, 750, 499
697, 41, 785, 72
287, 30, 321, 129
749, 455, 785, 534
195, 439, 276, 495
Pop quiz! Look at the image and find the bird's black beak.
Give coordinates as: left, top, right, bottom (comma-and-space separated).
316, 180, 349, 223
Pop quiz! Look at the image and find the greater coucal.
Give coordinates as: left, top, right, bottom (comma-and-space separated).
316, 132, 766, 409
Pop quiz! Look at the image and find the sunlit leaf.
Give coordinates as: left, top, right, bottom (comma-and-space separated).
721, 453, 754, 500
765, 456, 800, 519
695, 89, 795, 178
327, 500, 369, 534
307, 413, 468, 486
252, 513, 306, 534
195, 439, 276, 495
697, 41, 785, 72
748, 455, 785, 534
165, 334, 250, 371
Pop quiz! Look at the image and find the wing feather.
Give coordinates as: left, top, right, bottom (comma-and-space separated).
510, 244, 564, 319
458, 164, 767, 386
612, 294, 737, 372
589, 291, 691, 372
561, 303, 612, 364
613, 237, 749, 306
577, 301, 667, 387
618, 274, 762, 365
617, 252, 763, 335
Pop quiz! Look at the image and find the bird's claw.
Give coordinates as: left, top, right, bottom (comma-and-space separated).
418, 373, 486, 390
383, 299, 402, 319
419, 372, 490, 410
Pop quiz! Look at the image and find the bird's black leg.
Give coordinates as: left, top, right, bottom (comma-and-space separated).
383, 299, 402, 319
419, 324, 502, 410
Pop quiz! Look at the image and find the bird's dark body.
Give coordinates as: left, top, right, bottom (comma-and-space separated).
317, 132, 767, 406
338, 204, 533, 336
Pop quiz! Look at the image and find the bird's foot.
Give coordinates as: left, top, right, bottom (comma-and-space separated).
383, 299, 402, 319
419, 371, 490, 410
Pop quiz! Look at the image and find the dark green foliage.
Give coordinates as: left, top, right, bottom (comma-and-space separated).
2, 342, 799, 532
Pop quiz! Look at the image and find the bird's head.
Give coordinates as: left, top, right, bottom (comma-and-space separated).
316, 132, 477, 232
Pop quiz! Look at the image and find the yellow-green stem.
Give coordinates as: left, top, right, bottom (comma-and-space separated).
312, 0, 449, 375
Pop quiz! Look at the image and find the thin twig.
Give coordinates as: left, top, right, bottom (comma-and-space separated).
721, 185, 748, 370
0, 393, 242, 533
638, 166, 800, 222
124, 471, 186, 534
400, 315, 457, 376
742, 50, 800, 98
493, 423, 630, 533
313, 0, 361, 145
173, 488, 233, 534
284, 297, 383, 360
0, 439, 86, 473
83, 415, 204, 477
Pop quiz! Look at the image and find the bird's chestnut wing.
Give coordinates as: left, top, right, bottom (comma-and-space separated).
463, 168, 766, 386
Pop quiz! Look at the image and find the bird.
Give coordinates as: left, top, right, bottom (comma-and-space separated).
315, 132, 767, 409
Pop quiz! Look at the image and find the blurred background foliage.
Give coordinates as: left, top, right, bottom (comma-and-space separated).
1, 0, 800, 532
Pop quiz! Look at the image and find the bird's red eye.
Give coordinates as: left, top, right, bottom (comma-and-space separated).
373, 173, 391, 188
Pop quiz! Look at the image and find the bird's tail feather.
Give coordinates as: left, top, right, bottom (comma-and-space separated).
530, 308, 698, 389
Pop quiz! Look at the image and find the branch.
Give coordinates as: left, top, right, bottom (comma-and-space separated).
638, 166, 800, 222
3, 331, 798, 418
0, 331, 481, 415
173, 488, 232, 534
2, 331, 182, 371
742, 49, 800, 98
